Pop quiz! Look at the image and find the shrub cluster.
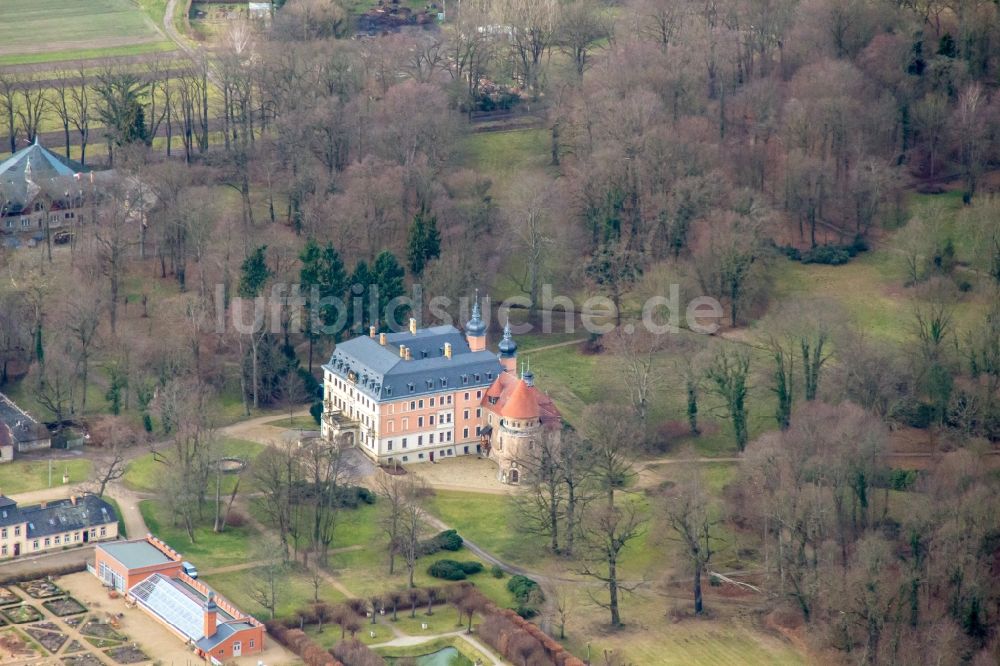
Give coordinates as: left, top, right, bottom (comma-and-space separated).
416, 529, 464, 557
507, 575, 544, 617
290, 483, 375, 508
330, 639, 385, 666
776, 235, 869, 266
428, 560, 484, 581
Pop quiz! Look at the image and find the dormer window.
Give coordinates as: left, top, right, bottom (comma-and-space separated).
408, 383, 415, 392
386, 386, 392, 395
462, 375, 468, 384
474, 373, 481, 382
441, 378, 447, 387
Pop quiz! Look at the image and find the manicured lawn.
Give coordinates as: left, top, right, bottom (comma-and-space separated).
264, 416, 320, 430
0, 458, 92, 495
124, 438, 264, 493
138, 499, 258, 569
0, 0, 173, 66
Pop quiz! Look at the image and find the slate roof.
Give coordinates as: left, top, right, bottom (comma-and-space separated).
0, 393, 48, 444
325, 325, 500, 401
0, 494, 117, 537
0, 141, 85, 180
196, 621, 255, 651
100, 540, 175, 570
0, 140, 90, 216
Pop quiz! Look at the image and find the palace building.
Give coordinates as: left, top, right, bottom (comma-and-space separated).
321, 300, 561, 484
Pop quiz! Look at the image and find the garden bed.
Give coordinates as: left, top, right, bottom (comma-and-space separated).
43, 597, 87, 616
64, 639, 85, 653
0, 627, 42, 659
19, 579, 64, 599
2, 604, 42, 624
62, 655, 104, 666
0, 587, 19, 606
80, 618, 126, 647
24, 624, 68, 654
105, 644, 149, 663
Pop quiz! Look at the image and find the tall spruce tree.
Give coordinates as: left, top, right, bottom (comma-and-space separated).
406, 206, 441, 276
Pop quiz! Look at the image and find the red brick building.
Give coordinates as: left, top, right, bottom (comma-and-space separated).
93, 535, 265, 661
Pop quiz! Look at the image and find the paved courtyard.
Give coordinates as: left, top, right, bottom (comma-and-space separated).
404, 455, 511, 494
58, 573, 298, 666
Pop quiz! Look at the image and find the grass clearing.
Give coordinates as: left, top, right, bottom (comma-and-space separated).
138, 499, 259, 569
0, 0, 174, 66
204, 564, 347, 621
123, 437, 264, 493
263, 416, 320, 430
0, 458, 93, 496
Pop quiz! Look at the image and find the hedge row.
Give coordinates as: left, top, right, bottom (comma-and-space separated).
0, 562, 86, 584
265, 622, 345, 666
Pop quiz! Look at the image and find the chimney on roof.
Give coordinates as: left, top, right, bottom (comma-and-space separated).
405, 347, 412, 361
399, 345, 406, 358
369, 326, 376, 338
204, 591, 218, 638
409, 318, 417, 335
379, 332, 386, 346
70, 496, 77, 506
444, 342, 452, 359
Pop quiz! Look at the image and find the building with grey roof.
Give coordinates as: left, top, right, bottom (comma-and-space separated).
0, 392, 50, 456
0, 493, 117, 559
0, 138, 108, 238
322, 303, 507, 466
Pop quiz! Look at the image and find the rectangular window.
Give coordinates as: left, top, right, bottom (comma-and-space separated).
418, 399, 424, 409
100, 526, 107, 537
447, 395, 452, 404
476, 408, 482, 417
418, 417, 424, 427
429, 434, 435, 444
54, 536, 60, 545
418, 435, 423, 445
429, 415, 435, 425
402, 437, 408, 448
419, 453, 425, 459
387, 440, 393, 451
14, 527, 20, 537
403, 456, 409, 462
250, 640, 255, 649
430, 397, 435, 407
477, 390, 483, 399
463, 427, 469, 438
44, 538, 50, 547
32, 540, 38, 549
1, 545, 6, 556
410, 401, 415, 410
1, 528, 6, 538
463, 409, 470, 419
464, 392, 470, 401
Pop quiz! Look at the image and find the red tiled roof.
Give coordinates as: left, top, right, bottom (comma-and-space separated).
483, 373, 561, 427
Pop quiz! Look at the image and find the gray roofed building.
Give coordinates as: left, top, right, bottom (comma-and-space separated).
16, 494, 117, 539
0, 392, 50, 453
324, 324, 498, 402
99, 539, 174, 570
